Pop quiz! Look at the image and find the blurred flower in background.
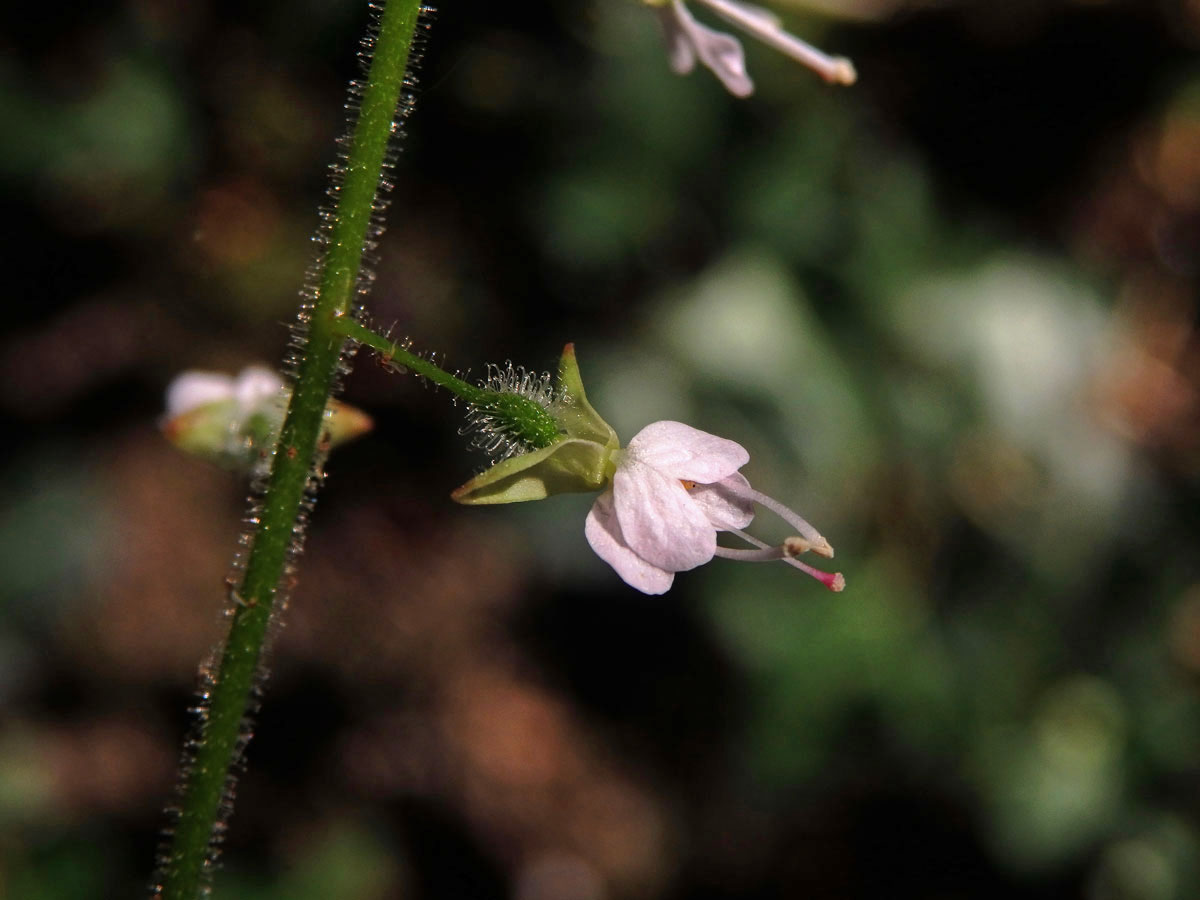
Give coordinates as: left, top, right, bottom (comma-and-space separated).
647, 0, 856, 97
161, 364, 372, 471
0, 0, 1198, 897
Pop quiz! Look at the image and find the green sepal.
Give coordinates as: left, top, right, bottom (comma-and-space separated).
163, 398, 274, 471
452, 344, 621, 504
323, 400, 375, 450
452, 438, 614, 505
164, 397, 373, 473
555, 343, 619, 449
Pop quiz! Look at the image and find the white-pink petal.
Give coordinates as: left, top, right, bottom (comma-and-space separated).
625, 420, 749, 483
663, 0, 754, 97
612, 459, 717, 572
687, 472, 756, 530
585, 490, 675, 594
656, 3, 697, 75
583, 416, 841, 594
166, 372, 235, 417
233, 366, 285, 413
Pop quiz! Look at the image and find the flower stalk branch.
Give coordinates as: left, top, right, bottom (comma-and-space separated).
334, 317, 564, 454
154, 2, 425, 897
335, 316, 489, 404
332, 322, 845, 594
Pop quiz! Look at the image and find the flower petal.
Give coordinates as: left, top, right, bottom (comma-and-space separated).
613, 459, 716, 571
694, 0, 857, 86
585, 490, 675, 594
688, 472, 755, 530
656, 2, 698, 74
233, 365, 285, 414
626, 420, 749, 483
668, 0, 754, 97
166, 372, 234, 417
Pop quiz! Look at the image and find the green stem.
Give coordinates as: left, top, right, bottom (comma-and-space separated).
335, 317, 488, 403
155, 2, 423, 898
333, 316, 564, 451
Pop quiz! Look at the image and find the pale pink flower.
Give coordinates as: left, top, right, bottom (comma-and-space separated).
584, 421, 843, 594
653, 0, 856, 98
165, 365, 284, 421
162, 365, 371, 472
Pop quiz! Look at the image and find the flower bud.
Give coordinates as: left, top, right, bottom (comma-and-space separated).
162, 365, 372, 473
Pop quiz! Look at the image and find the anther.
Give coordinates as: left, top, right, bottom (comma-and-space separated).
725, 528, 845, 591
810, 536, 835, 559
783, 536, 812, 557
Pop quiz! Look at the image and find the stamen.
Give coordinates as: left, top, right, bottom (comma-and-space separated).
724, 528, 845, 591
782, 536, 812, 556
714, 534, 810, 561
695, 0, 857, 86
721, 481, 835, 558
714, 543, 791, 562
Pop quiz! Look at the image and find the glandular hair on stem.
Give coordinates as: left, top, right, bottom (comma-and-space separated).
151, 5, 434, 896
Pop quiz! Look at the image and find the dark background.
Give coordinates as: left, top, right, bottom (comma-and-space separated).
2, 0, 1199, 897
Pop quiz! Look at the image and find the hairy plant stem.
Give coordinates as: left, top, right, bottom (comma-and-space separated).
155, 2, 424, 897
334, 317, 564, 451
336, 317, 489, 402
